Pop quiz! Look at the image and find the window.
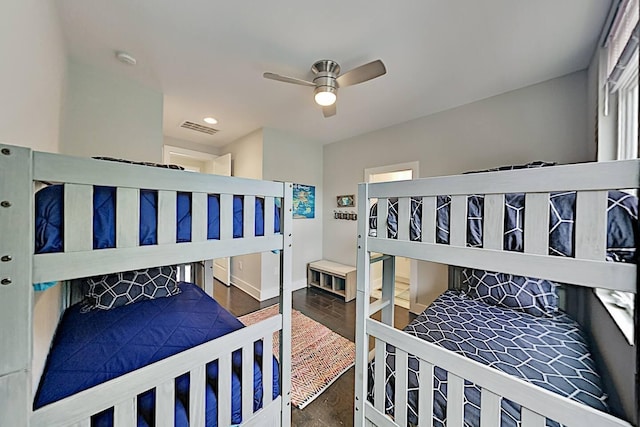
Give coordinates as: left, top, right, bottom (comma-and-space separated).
615, 48, 638, 160
597, 0, 638, 345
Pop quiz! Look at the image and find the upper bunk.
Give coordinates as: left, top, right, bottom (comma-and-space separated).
0, 144, 292, 286
357, 160, 639, 294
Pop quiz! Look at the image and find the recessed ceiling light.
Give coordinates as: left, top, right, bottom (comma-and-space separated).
203, 117, 218, 125
115, 51, 137, 66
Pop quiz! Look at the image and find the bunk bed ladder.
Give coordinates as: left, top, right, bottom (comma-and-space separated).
0, 144, 33, 426
355, 182, 372, 427
279, 182, 294, 426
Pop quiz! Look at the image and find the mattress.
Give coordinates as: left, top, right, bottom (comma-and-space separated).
35, 184, 281, 254
369, 190, 637, 263
34, 282, 280, 426
367, 290, 609, 427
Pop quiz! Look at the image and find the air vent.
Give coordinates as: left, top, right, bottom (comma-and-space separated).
180, 121, 219, 135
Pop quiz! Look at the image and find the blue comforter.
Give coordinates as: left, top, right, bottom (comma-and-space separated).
367, 291, 608, 427
34, 283, 280, 426
35, 185, 281, 254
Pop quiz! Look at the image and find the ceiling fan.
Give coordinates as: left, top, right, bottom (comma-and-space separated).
263, 59, 387, 118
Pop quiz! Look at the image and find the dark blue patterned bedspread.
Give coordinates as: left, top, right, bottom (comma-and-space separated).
35, 283, 279, 426
367, 291, 609, 427
370, 190, 637, 263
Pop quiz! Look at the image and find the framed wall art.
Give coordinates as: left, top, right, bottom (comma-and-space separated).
292, 183, 315, 219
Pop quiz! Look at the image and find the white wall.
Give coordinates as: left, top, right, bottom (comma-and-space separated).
323, 71, 591, 306
220, 128, 322, 300
0, 0, 67, 397
164, 136, 220, 156
0, 0, 66, 153
223, 128, 264, 179
262, 128, 323, 296
60, 61, 163, 162
221, 129, 264, 298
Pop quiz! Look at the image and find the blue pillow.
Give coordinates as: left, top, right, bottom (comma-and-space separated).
34, 185, 64, 254
462, 268, 558, 317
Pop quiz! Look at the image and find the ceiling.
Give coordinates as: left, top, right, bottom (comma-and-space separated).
56, 0, 612, 148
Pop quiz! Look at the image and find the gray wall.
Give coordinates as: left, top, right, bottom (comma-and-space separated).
586, 294, 637, 423
60, 61, 164, 162
323, 71, 591, 268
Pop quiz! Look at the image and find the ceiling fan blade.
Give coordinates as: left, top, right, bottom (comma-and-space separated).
336, 59, 386, 88
263, 72, 315, 87
323, 104, 336, 118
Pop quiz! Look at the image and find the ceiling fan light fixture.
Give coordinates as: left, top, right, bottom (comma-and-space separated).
264, 58, 386, 117
314, 87, 337, 106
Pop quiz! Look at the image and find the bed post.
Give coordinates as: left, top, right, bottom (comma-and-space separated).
380, 256, 395, 327
203, 259, 214, 295
354, 183, 370, 426
279, 182, 293, 426
0, 144, 34, 426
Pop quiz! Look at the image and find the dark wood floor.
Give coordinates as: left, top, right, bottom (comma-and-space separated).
213, 281, 416, 426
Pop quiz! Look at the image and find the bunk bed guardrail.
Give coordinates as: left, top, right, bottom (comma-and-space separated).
354, 159, 638, 427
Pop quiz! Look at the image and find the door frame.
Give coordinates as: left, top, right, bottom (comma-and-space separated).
364, 161, 419, 312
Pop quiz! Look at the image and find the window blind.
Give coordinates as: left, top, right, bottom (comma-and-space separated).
605, 0, 639, 89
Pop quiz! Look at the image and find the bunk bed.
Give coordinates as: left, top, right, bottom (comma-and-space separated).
0, 144, 294, 427
354, 160, 638, 427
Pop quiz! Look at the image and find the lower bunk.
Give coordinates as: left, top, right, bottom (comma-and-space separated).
33, 281, 282, 427
368, 288, 611, 427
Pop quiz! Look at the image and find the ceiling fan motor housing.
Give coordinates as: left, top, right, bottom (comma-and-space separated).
312, 59, 340, 90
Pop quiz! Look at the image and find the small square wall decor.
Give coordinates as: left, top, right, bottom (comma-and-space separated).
336, 194, 354, 208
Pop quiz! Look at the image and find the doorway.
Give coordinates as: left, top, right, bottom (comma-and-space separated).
163, 144, 232, 289
364, 162, 419, 310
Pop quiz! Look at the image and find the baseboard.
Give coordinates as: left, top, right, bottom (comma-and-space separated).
230, 275, 261, 301
372, 277, 409, 290
396, 275, 409, 283
292, 278, 306, 292
230, 276, 307, 302
260, 287, 279, 301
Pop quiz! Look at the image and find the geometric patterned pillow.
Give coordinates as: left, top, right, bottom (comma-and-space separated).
462, 268, 558, 317
82, 265, 181, 311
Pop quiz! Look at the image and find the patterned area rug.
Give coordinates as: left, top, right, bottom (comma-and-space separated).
239, 305, 355, 409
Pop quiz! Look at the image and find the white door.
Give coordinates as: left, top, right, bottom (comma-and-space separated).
211, 154, 232, 286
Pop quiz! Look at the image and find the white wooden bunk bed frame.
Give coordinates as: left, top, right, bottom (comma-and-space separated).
354, 160, 638, 427
0, 144, 294, 427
